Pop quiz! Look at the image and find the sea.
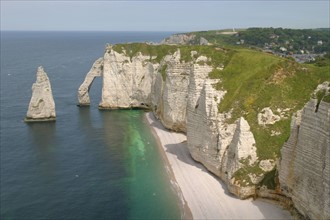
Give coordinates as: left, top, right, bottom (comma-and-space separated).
0, 31, 182, 219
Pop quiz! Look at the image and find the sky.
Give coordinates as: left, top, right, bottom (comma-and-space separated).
1, 0, 329, 32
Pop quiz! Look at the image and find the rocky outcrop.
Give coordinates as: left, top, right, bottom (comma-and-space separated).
161, 33, 209, 45
257, 107, 281, 126
199, 37, 209, 45
279, 99, 330, 219
25, 66, 56, 122
161, 34, 196, 45
78, 58, 103, 106
221, 118, 259, 198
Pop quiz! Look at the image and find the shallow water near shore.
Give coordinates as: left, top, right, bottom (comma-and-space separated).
0, 31, 181, 219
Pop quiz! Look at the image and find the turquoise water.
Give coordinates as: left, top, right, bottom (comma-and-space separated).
0, 31, 180, 219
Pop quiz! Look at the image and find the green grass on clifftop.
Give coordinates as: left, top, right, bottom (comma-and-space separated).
112, 43, 177, 63
112, 43, 234, 66
210, 48, 330, 160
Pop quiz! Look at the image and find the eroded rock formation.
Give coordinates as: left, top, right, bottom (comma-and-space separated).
25, 66, 56, 122
77, 58, 103, 106
279, 99, 330, 219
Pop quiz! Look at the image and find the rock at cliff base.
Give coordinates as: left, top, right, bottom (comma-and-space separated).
25, 66, 56, 122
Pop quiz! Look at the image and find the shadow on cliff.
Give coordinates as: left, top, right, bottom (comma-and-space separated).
164, 142, 236, 198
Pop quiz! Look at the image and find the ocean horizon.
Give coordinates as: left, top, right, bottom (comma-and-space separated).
0, 31, 181, 219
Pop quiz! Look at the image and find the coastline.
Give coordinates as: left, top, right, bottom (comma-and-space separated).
144, 113, 193, 219
145, 112, 293, 219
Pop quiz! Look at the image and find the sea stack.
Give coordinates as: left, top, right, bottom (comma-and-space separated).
25, 66, 56, 122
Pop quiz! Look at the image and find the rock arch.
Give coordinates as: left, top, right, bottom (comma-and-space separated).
77, 58, 103, 106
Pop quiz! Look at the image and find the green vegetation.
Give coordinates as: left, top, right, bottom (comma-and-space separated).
258, 169, 277, 190
192, 30, 239, 47
112, 43, 177, 63
324, 94, 330, 103
232, 164, 263, 187
314, 88, 330, 112
112, 43, 234, 67
310, 52, 330, 66
210, 48, 330, 159
160, 64, 167, 81
225, 48, 328, 185
236, 28, 330, 53
191, 28, 330, 54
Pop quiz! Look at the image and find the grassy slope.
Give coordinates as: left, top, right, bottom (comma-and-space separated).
209, 48, 329, 186
210, 49, 329, 160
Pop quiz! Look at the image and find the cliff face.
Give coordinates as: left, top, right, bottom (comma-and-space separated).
187, 65, 223, 174
99, 45, 154, 109
25, 66, 56, 122
78, 47, 262, 198
186, 76, 259, 198
78, 46, 329, 215
279, 99, 330, 219
77, 46, 193, 131
151, 50, 191, 132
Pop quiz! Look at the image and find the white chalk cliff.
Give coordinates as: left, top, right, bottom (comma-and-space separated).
78, 46, 330, 218
151, 49, 191, 132
279, 99, 330, 219
99, 45, 154, 109
77, 58, 103, 106
25, 66, 56, 122
78, 47, 263, 198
